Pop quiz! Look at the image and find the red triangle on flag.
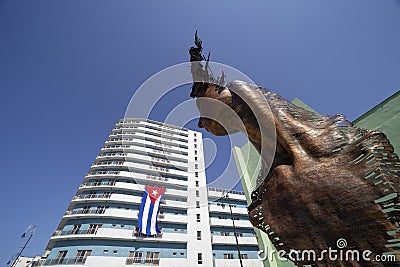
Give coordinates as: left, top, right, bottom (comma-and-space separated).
146, 186, 166, 203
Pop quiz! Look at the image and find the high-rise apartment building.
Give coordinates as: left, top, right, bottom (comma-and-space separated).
34, 118, 262, 267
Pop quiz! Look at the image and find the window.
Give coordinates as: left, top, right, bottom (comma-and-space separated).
74, 250, 91, 263
198, 253, 203, 264
113, 250, 118, 254
195, 157, 198, 161
196, 214, 201, 222
224, 253, 234, 259
195, 150, 197, 155
194, 138, 197, 142
103, 250, 109, 254
196, 190, 199, 197
195, 164, 198, 169
241, 254, 248, 259
87, 224, 101, 234
96, 206, 108, 214
71, 224, 81, 235
55, 251, 67, 264
196, 201, 200, 208
127, 251, 143, 264
195, 172, 198, 178
82, 206, 90, 214
102, 192, 112, 198
145, 252, 160, 265
195, 181, 199, 187
173, 252, 177, 256
194, 144, 197, 148
197, 231, 201, 240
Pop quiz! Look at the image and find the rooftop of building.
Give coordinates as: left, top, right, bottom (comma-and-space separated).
118, 118, 189, 132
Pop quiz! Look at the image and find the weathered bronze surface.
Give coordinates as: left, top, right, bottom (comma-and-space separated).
189, 33, 400, 266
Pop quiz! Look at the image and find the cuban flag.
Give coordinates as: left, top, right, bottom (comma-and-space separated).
138, 186, 166, 235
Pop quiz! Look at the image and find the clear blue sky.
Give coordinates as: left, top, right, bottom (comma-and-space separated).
0, 0, 399, 262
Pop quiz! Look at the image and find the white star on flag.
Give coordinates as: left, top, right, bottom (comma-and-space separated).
152, 190, 158, 196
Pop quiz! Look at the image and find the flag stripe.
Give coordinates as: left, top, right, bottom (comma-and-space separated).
138, 190, 148, 231
141, 195, 151, 235
151, 196, 161, 234
146, 201, 155, 235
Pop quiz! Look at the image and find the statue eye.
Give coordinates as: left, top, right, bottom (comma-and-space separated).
198, 118, 204, 128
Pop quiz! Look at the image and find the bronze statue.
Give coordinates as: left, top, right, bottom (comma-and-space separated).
189, 32, 400, 266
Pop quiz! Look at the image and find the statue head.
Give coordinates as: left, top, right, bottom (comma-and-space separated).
194, 83, 245, 136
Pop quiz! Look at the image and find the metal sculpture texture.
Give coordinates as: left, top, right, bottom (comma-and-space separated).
189, 33, 400, 266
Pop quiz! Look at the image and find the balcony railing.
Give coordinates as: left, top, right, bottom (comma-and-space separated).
53, 229, 97, 236
81, 181, 116, 187
133, 232, 163, 239
88, 170, 120, 175
74, 193, 112, 200
207, 187, 245, 196
65, 209, 107, 216
146, 174, 169, 182
33, 257, 88, 266
126, 257, 159, 265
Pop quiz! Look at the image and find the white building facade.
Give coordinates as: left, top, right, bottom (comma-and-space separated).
35, 119, 262, 267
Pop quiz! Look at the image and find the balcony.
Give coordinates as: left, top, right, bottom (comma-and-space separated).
50, 228, 187, 243
160, 199, 187, 209
135, 132, 188, 149
84, 171, 188, 188
101, 143, 188, 160
33, 257, 88, 266
100, 161, 188, 180
64, 208, 136, 220
97, 153, 127, 159
214, 259, 263, 267
209, 218, 253, 228
141, 121, 188, 136
86, 170, 120, 177
71, 193, 187, 209
53, 229, 97, 236
211, 235, 258, 245
207, 187, 247, 201
157, 213, 187, 224
128, 152, 188, 170
126, 256, 161, 266
71, 193, 140, 205
48, 228, 188, 249
63, 208, 187, 224
104, 138, 187, 156
136, 125, 188, 141
94, 152, 188, 171
209, 205, 248, 215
